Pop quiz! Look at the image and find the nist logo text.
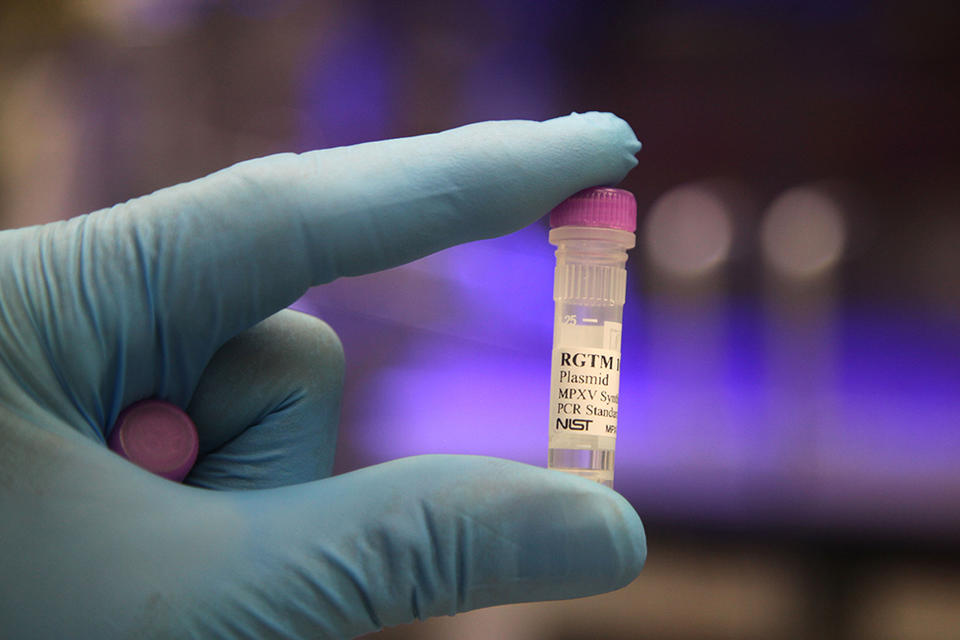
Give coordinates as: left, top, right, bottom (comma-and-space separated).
555, 418, 593, 431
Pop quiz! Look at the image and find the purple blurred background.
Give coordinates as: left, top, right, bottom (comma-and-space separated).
2, 1, 959, 638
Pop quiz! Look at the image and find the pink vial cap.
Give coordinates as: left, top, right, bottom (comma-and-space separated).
549, 187, 637, 232
108, 399, 199, 482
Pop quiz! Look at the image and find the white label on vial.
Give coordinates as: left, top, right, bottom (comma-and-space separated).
549, 343, 621, 439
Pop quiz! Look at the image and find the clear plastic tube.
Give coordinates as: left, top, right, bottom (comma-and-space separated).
546, 189, 636, 488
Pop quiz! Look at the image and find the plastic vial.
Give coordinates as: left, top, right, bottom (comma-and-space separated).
547, 187, 636, 488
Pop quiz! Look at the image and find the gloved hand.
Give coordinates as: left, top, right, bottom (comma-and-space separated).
0, 112, 645, 639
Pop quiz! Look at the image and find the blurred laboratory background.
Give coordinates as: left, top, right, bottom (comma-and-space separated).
2, 1, 959, 638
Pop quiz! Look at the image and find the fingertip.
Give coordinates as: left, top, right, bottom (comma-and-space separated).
604, 481, 647, 586
537, 469, 647, 591
555, 111, 641, 148
544, 111, 643, 180
422, 458, 645, 605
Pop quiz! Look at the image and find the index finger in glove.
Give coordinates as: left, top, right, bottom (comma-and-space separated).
0, 112, 639, 428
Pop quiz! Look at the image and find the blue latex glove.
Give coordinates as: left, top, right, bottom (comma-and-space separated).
0, 112, 645, 639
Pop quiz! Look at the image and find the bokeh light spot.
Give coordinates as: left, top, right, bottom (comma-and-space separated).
644, 183, 734, 278
761, 186, 847, 279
